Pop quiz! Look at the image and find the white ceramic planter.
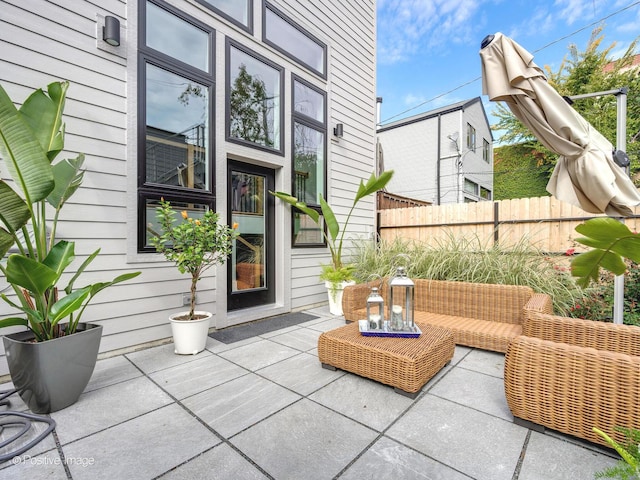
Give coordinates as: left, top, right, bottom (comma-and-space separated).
169, 311, 212, 355
325, 280, 356, 316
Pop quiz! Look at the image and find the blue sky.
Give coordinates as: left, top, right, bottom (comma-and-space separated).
376, 0, 640, 132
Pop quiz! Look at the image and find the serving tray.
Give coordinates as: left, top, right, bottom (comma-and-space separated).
358, 321, 422, 338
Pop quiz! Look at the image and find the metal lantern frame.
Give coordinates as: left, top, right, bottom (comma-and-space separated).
365, 275, 385, 329
388, 255, 415, 331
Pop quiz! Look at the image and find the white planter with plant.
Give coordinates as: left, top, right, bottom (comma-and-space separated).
271, 171, 393, 316
0, 81, 140, 413
149, 199, 236, 354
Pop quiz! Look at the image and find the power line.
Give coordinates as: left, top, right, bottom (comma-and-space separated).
380, 0, 640, 125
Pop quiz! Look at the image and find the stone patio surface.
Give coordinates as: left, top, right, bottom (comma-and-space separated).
0, 306, 619, 479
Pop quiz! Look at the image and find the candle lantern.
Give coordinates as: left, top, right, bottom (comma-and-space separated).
389, 265, 415, 331
366, 286, 385, 330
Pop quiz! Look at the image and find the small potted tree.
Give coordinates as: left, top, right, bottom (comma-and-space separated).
149, 199, 236, 354
271, 171, 393, 315
0, 81, 141, 413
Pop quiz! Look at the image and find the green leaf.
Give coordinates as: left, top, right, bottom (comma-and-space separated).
593, 428, 638, 469
49, 287, 91, 325
0, 317, 28, 329
354, 171, 393, 203
43, 240, 75, 279
0, 180, 31, 256
571, 249, 627, 287
0, 84, 54, 204
269, 191, 320, 222
5, 254, 58, 295
320, 195, 338, 242
88, 271, 142, 298
47, 154, 84, 209
64, 248, 100, 294
19, 81, 67, 161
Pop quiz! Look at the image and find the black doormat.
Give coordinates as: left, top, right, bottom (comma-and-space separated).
209, 312, 319, 344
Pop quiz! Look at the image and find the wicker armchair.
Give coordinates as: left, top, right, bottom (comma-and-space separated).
504, 311, 640, 447
342, 279, 553, 352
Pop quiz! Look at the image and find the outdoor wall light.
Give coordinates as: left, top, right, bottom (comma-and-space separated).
103, 15, 121, 47
333, 123, 344, 137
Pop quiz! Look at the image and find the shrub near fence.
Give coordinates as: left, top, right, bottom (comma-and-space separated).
378, 196, 640, 254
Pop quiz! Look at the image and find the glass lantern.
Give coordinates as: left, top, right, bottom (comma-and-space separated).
388, 266, 415, 331
366, 286, 385, 330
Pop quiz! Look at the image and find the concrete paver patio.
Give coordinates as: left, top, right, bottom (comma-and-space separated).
0, 306, 619, 479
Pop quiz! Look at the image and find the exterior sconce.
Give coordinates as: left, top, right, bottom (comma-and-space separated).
103, 15, 121, 47
333, 123, 344, 137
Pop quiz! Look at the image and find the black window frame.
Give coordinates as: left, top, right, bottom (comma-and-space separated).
291, 74, 327, 248
193, 0, 253, 33
137, 0, 216, 253
466, 123, 476, 152
226, 39, 285, 156
262, 1, 327, 79
483, 138, 490, 163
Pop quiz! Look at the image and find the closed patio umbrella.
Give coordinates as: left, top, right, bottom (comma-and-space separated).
479, 32, 640, 217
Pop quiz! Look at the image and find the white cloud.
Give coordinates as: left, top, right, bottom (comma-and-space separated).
377, 0, 491, 65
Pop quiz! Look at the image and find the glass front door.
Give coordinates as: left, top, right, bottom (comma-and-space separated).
227, 161, 275, 310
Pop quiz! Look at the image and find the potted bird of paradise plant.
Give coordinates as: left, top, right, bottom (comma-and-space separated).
0, 81, 141, 413
271, 171, 393, 315
149, 199, 236, 354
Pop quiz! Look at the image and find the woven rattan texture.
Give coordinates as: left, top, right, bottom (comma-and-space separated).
342, 280, 552, 353
505, 313, 640, 447
317, 321, 454, 394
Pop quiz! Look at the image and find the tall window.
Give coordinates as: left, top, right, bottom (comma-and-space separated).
466, 123, 476, 152
483, 138, 490, 163
138, 0, 215, 251
227, 41, 284, 154
263, 2, 326, 78
292, 75, 327, 246
194, 0, 252, 32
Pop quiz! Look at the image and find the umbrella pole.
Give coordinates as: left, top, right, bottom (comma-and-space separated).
613, 89, 628, 324
569, 88, 628, 324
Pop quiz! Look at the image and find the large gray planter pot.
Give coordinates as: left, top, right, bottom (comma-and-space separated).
3, 323, 103, 414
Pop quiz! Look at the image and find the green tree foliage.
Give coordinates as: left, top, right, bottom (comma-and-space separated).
493, 144, 552, 199
492, 27, 640, 185
229, 64, 273, 147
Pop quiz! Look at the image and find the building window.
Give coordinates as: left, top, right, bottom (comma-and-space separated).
480, 187, 492, 200
466, 123, 476, 152
193, 0, 252, 32
464, 178, 478, 195
227, 41, 284, 154
483, 139, 490, 163
263, 2, 326, 78
292, 75, 326, 247
138, 0, 215, 251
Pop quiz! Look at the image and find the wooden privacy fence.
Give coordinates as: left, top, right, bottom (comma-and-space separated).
378, 196, 640, 254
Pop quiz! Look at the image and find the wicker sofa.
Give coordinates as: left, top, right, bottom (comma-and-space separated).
342, 279, 553, 353
504, 311, 640, 447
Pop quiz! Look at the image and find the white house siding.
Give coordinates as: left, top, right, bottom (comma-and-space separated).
378, 98, 493, 205
0, 0, 376, 373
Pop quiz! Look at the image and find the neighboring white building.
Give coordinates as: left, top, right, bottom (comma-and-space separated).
0, 0, 377, 372
377, 98, 494, 204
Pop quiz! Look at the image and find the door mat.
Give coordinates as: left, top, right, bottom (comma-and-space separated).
209, 312, 319, 344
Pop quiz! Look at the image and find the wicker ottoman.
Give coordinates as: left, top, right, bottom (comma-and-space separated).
318, 321, 454, 398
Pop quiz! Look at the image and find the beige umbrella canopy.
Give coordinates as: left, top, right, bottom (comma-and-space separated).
480, 32, 640, 216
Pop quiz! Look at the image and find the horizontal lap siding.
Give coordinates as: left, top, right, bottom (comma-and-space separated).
0, 0, 376, 374
286, 0, 377, 306
0, 0, 163, 376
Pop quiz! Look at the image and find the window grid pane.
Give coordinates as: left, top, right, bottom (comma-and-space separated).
264, 4, 325, 76
228, 45, 282, 151
145, 64, 209, 190
146, 2, 210, 72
